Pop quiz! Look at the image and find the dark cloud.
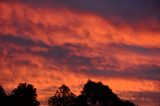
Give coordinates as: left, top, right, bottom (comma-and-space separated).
107, 43, 160, 56
36, 45, 72, 60
2, 0, 159, 24
13, 59, 38, 68
83, 64, 160, 81
31, 43, 94, 71
0, 34, 160, 81
0, 34, 48, 70
119, 91, 160, 106
0, 35, 35, 46
129, 64, 160, 81
0, 34, 93, 70
0, 34, 49, 48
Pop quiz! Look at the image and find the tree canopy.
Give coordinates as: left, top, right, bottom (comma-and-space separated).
48, 84, 76, 106
10, 83, 40, 106
0, 83, 40, 106
76, 80, 136, 106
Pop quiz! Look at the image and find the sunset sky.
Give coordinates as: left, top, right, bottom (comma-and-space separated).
0, 0, 160, 106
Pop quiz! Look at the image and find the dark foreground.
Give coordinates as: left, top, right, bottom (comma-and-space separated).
0, 80, 137, 106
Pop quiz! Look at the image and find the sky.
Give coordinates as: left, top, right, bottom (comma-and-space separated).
0, 0, 160, 106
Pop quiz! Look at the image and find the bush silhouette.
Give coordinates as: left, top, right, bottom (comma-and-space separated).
48, 84, 76, 106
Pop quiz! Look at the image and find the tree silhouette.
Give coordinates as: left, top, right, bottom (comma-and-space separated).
48, 84, 76, 106
0, 85, 7, 105
119, 100, 137, 106
0, 85, 6, 97
77, 80, 136, 106
10, 83, 40, 106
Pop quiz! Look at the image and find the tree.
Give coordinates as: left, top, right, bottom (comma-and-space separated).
119, 100, 136, 106
10, 83, 40, 106
77, 80, 136, 106
48, 84, 76, 106
0, 85, 6, 97
0, 85, 7, 105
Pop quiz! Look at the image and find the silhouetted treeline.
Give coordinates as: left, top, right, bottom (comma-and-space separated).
48, 80, 136, 106
0, 80, 137, 106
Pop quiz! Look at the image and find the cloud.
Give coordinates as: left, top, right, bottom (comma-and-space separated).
0, 34, 39, 46
106, 43, 160, 56
0, 34, 159, 81
119, 91, 160, 106
1, 0, 160, 24
84, 64, 160, 81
